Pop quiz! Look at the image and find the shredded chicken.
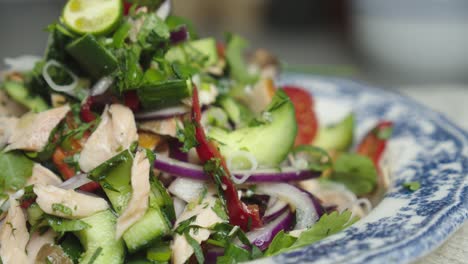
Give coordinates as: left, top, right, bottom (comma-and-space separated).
26, 163, 63, 186
0, 198, 29, 264
26, 230, 57, 263
239, 78, 275, 113
5, 105, 70, 152
34, 184, 109, 219
171, 195, 225, 264
0, 116, 18, 149
139, 117, 180, 138
79, 104, 138, 172
115, 151, 151, 239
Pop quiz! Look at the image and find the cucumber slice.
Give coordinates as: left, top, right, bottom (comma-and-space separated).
165, 38, 218, 68
66, 34, 118, 79
74, 210, 125, 264
217, 95, 254, 128
2, 81, 49, 112
62, 0, 123, 36
209, 90, 297, 167
313, 114, 354, 151
101, 155, 172, 252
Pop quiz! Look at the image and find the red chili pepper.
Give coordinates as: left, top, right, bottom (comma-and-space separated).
357, 121, 394, 171
20, 198, 35, 209
80, 96, 96, 123
123, 91, 141, 112
191, 86, 262, 231
216, 42, 226, 59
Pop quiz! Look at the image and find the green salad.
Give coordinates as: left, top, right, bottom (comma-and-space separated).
0, 0, 394, 263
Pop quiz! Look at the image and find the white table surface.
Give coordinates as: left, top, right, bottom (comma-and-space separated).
397, 86, 468, 264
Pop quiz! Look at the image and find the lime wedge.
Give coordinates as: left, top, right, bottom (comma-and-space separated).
62, 0, 123, 35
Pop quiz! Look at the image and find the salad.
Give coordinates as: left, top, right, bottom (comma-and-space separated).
0, 0, 394, 263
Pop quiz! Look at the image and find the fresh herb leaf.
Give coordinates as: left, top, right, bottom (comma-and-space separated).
176, 121, 199, 152
263, 230, 297, 256
60, 233, 84, 263
112, 21, 131, 49
266, 211, 358, 256
184, 232, 204, 264
51, 203, 73, 216
217, 243, 251, 264
0, 151, 34, 193
403, 181, 420, 191
211, 199, 228, 221
87, 246, 103, 264
166, 15, 199, 39
174, 216, 197, 235
46, 216, 90, 232
114, 46, 143, 92
292, 145, 332, 171
330, 153, 378, 195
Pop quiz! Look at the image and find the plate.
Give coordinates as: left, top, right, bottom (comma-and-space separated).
255, 73, 468, 264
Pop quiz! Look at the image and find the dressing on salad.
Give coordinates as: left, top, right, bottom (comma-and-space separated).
0, 0, 394, 263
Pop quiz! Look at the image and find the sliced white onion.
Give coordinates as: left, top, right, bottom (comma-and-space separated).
226, 150, 258, 184
59, 173, 92, 190
42, 60, 79, 96
4, 55, 41, 72
256, 183, 319, 230
168, 177, 206, 203
264, 199, 288, 218
156, 0, 171, 20
0, 189, 26, 212
90, 77, 113, 96
300, 180, 357, 212
135, 106, 190, 120
173, 197, 187, 219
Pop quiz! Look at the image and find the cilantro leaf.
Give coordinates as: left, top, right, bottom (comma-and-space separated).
0, 151, 34, 192
266, 211, 358, 256
114, 46, 143, 92
330, 153, 378, 195
176, 121, 199, 152
403, 181, 420, 191
184, 232, 204, 264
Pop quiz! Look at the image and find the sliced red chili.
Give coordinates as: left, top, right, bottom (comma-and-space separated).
191, 86, 262, 231
123, 90, 141, 112
80, 96, 96, 123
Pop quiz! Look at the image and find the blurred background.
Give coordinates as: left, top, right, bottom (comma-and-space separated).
1, 0, 468, 126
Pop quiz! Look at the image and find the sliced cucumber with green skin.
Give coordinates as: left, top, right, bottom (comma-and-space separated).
313, 113, 354, 151
66, 34, 118, 79
208, 89, 297, 167
2, 81, 49, 112
74, 210, 125, 264
27, 203, 45, 227
217, 95, 254, 128
137, 79, 191, 110
101, 156, 172, 253
165, 38, 218, 67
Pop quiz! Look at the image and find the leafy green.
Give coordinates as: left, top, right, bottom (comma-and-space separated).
176, 121, 199, 152
265, 211, 358, 256
114, 46, 144, 92
217, 244, 251, 264
112, 21, 132, 49
292, 145, 333, 171
60, 233, 84, 263
2, 81, 49, 112
46, 216, 91, 233
185, 232, 204, 264
52, 203, 73, 216
225, 34, 258, 84
211, 199, 228, 221
330, 153, 378, 195
403, 181, 420, 191
0, 151, 34, 193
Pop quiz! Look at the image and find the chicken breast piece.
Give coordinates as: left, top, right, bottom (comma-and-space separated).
79, 104, 138, 172
0, 198, 29, 264
139, 117, 180, 138
115, 151, 150, 239
26, 163, 63, 186
171, 195, 226, 264
239, 78, 275, 113
26, 229, 57, 263
5, 105, 70, 152
34, 184, 109, 219
0, 116, 18, 149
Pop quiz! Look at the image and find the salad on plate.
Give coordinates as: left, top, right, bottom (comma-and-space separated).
0, 0, 394, 263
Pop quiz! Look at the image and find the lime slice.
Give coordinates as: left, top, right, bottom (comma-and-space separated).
62, 0, 123, 35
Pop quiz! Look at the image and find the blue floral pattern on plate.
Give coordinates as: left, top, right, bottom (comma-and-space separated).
254, 74, 468, 264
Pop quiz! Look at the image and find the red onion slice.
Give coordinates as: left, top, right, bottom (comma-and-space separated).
135, 106, 189, 121
263, 199, 289, 223
246, 210, 294, 250
170, 26, 188, 44
154, 155, 321, 183
255, 183, 322, 230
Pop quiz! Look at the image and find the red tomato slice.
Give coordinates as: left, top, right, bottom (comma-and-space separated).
283, 86, 318, 146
